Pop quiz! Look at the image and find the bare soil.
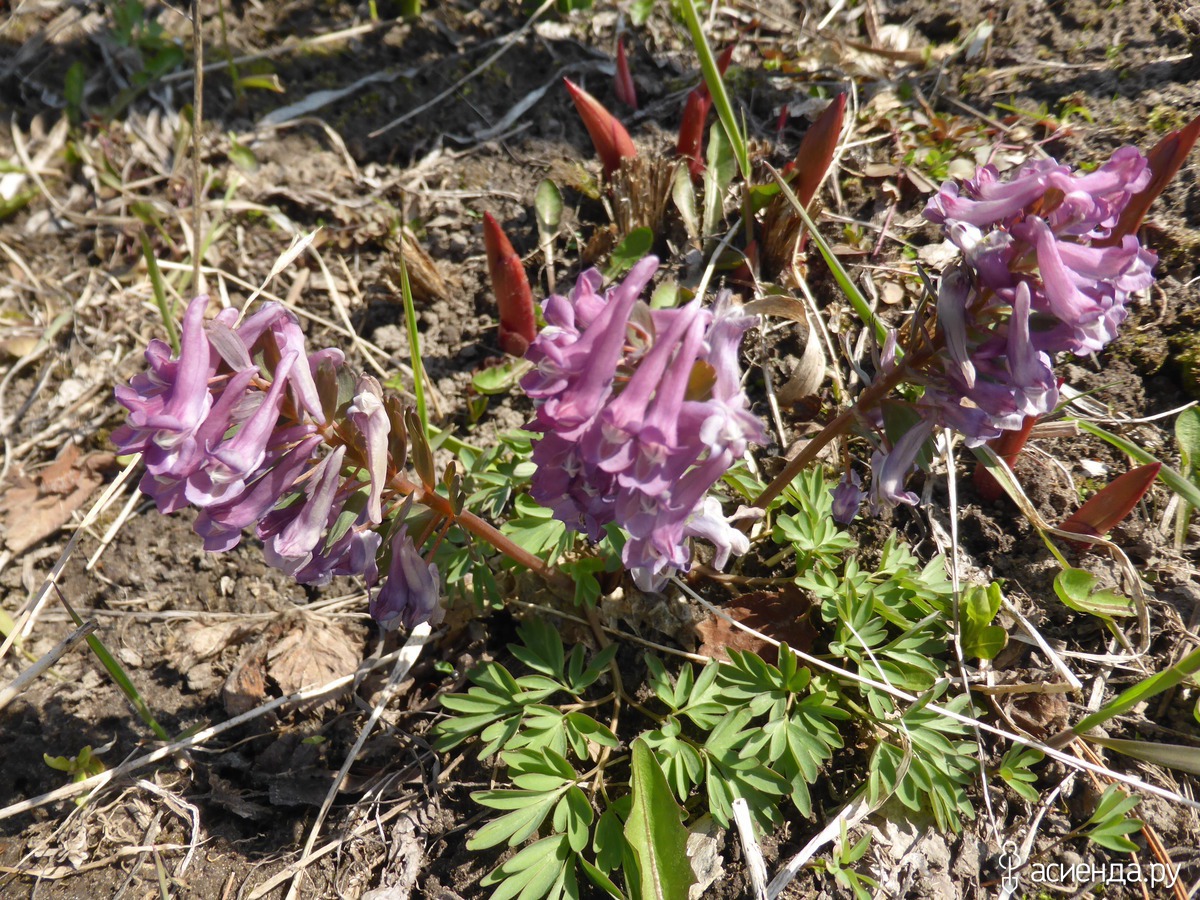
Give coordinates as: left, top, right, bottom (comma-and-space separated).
2, 1, 1199, 898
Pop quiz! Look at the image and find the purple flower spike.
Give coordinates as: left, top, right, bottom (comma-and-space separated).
866, 144, 1160, 512
937, 265, 975, 389
115, 294, 420, 604
370, 526, 442, 630
523, 262, 764, 589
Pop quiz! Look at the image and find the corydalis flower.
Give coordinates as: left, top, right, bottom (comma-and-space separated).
925, 148, 1156, 356
370, 524, 442, 630
867, 147, 1157, 512
830, 471, 864, 524
522, 258, 764, 590
114, 296, 441, 626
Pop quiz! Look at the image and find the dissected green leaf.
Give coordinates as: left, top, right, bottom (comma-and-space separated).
1082, 785, 1142, 853
481, 834, 574, 900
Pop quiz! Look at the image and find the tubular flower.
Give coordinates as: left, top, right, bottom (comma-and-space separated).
868, 147, 1157, 510
369, 525, 442, 631
924, 147, 1156, 356
114, 296, 441, 626
522, 258, 765, 591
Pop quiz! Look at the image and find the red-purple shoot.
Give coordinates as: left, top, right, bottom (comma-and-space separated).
614, 38, 637, 110
483, 212, 536, 357
784, 93, 847, 209
563, 78, 637, 179
676, 45, 734, 179
973, 413, 1038, 503
1059, 462, 1161, 544
1103, 114, 1200, 246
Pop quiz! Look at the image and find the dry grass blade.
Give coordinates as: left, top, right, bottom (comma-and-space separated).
0, 642, 417, 821
0, 458, 140, 666
369, 0, 557, 138
0, 619, 96, 712
766, 796, 871, 899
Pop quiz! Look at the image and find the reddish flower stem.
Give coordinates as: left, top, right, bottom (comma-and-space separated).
389, 473, 573, 594
753, 353, 928, 509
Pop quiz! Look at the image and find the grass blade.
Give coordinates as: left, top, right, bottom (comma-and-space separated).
1073, 420, 1200, 510
1072, 644, 1200, 736
397, 251, 429, 434
57, 589, 170, 741
764, 163, 886, 344
139, 232, 180, 354
676, 0, 749, 182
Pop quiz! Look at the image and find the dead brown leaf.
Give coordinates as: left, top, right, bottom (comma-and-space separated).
695, 584, 817, 664
743, 296, 827, 406
0, 445, 114, 554
267, 616, 361, 695
222, 617, 289, 716
384, 227, 449, 303
219, 614, 363, 716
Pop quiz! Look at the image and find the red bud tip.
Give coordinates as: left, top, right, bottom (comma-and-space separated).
483, 212, 536, 357
789, 93, 847, 209
677, 91, 712, 178
1104, 113, 1200, 245
676, 45, 735, 178
614, 38, 637, 110
1059, 462, 1162, 544
693, 45, 736, 104
973, 414, 1038, 502
563, 78, 637, 179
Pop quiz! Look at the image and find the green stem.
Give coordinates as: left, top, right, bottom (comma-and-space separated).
139, 232, 179, 353
677, 0, 750, 182
389, 473, 572, 595
397, 253, 429, 434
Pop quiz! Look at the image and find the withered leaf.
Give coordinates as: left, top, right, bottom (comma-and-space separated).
267, 617, 361, 695
385, 228, 448, 303
695, 584, 817, 664
0, 446, 113, 554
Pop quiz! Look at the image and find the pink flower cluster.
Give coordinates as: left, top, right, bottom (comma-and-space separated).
522, 257, 764, 590
866, 148, 1157, 512
113, 296, 440, 629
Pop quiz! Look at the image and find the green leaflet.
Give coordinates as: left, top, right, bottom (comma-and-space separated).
624, 739, 694, 900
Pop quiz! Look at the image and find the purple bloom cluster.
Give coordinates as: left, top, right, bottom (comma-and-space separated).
522, 257, 765, 590
866, 148, 1157, 512
114, 296, 441, 629
925, 147, 1156, 356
